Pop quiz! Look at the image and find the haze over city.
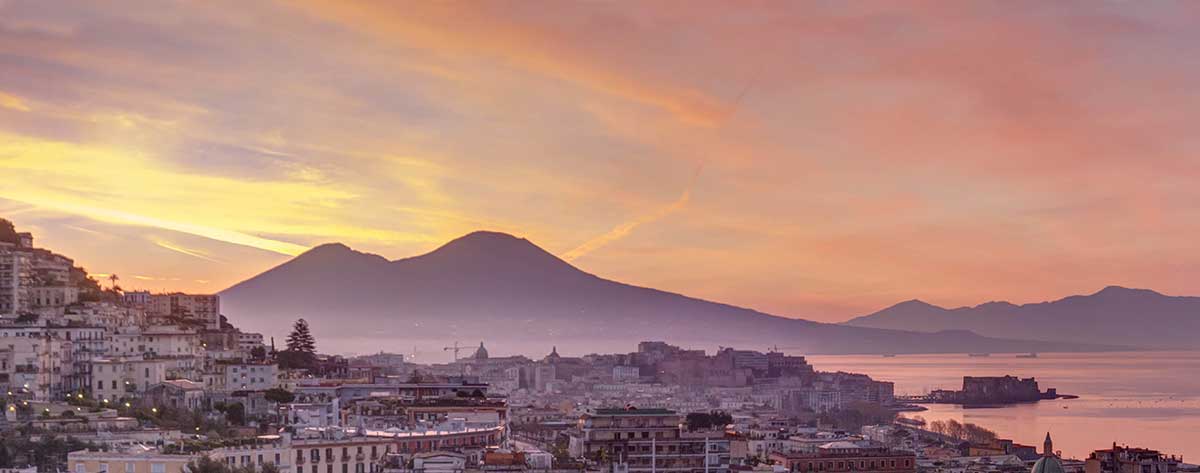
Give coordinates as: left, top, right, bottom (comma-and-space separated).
4, 2, 1200, 322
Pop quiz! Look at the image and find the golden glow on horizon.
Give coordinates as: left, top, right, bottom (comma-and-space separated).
0, 134, 336, 256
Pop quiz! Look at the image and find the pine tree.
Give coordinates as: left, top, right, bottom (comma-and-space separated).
286, 318, 316, 354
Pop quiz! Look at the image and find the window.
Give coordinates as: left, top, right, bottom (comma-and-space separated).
99, 463, 109, 473
152, 463, 166, 473
76, 465, 86, 473
275, 454, 281, 464
126, 463, 134, 473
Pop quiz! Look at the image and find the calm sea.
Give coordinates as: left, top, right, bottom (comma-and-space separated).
803, 351, 1200, 462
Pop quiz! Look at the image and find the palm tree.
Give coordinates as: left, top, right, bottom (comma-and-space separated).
108, 274, 119, 290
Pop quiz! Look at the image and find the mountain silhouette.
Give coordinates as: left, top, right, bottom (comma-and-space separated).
220, 231, 1119, 355
844, 286, 1199, 349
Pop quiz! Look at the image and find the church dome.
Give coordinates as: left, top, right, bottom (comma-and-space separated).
1030, 456, 1065, 473
472, 342, 489, 360
1032, 433, 1063, 473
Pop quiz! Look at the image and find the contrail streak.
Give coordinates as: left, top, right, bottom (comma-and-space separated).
563, 68, 760, 261
151, 237, 225, 263
564, 164, 703, 262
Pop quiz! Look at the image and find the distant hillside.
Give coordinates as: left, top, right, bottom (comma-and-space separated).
844, 286, 1200, 349
220, 231, 1120, 355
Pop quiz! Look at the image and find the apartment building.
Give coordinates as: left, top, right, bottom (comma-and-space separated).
92, 358, 169, 401
568, 408, 731, 473
68, 450, 195, 473
0, 335, 73, 400
769, 442, 916, 473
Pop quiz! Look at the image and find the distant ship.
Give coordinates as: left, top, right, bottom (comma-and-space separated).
882, 354, 897, 358
1017, 352, 1039, 358
968, 353, 991, 357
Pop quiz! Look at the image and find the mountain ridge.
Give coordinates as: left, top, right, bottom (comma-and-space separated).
844, 285, 1199, 349
220, 231, 1125, 355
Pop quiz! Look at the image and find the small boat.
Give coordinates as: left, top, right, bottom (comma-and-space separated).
882, 354, 897, 358
968, 353, 991, 357
1017, 352, 1039, 358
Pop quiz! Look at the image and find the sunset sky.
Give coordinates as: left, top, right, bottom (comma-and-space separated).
2, 1, 1198, 321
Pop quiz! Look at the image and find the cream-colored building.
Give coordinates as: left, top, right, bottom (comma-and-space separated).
140, 293, 221, 330
0, 335, 72, 400
110, 326, 203, 358
68, 450, 195, 473
93, 358, 168, 401
224, 361, 279, 392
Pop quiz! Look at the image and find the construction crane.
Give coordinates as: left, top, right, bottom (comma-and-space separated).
443, 341, 466, 361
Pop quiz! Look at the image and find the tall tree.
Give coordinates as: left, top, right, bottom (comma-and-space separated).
280, 318, 317, 369
286, 318, 317, 354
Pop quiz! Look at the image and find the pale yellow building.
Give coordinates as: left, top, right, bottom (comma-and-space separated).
68, 450, 196, 473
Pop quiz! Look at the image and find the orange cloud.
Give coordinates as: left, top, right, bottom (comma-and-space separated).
0, 91, 31, 112
289, 1, 733, 127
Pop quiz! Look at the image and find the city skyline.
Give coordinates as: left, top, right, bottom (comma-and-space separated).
3, 1, 1200, 322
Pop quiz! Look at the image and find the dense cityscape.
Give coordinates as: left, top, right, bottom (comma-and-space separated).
1, 220, 1191, 473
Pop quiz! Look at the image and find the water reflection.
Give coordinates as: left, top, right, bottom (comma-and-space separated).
804, 351, 1200, 461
